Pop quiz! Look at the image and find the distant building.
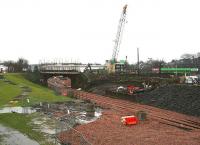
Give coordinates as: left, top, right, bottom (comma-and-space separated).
0, 65, 8, 73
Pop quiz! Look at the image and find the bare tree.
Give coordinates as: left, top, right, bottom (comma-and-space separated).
16, 58, 29, 72
3, 58, 29, 72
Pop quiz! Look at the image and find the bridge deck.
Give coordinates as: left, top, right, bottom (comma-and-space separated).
40, 71, 80, 74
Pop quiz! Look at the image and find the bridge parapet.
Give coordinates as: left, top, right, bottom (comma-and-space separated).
39, 63, 105, 74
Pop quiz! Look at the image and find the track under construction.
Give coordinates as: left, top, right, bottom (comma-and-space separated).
61, 89, 200, 145
74, 90, 200, 131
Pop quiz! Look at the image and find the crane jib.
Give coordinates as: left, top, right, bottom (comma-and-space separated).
111, 4, 128, 62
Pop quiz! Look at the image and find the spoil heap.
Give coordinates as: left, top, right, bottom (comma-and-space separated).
136, 84, 200, 116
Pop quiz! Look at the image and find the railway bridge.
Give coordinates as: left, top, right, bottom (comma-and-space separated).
39, 63, 105, 74
38, 63, 105, 88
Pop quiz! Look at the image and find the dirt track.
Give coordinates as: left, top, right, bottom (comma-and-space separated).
61, 90, 200, 145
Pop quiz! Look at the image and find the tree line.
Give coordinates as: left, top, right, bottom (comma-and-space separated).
3, 58, 29, 72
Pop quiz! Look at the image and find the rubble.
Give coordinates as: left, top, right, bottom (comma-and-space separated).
47, 76, 71, 96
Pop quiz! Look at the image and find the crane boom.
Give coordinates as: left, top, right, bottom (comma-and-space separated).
112, 4, 127, 62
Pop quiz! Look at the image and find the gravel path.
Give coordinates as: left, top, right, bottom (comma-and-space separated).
0, 124, 39, 145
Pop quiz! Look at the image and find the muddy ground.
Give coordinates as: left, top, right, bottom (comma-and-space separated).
34, 100, 102, 125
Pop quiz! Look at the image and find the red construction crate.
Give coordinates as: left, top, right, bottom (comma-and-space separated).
121, 115, 138, 125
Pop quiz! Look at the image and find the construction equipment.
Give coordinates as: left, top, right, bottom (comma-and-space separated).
127, 85, 142, 95
112, 4, 127, 62
106, 5, 128, 73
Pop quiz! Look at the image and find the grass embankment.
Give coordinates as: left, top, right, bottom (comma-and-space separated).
0, 79, 21, 106
0, 73, 71, 107
0, 113, 53, 145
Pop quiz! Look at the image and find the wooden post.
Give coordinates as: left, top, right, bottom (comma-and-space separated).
137, 48, 140, 75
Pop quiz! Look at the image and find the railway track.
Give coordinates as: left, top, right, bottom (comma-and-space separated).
73, 90, 200, 131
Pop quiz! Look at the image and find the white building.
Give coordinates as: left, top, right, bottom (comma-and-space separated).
0, 65, 8, 73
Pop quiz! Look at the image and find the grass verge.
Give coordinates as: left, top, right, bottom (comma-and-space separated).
0, 78, 21, 107
0, 73, 72, 107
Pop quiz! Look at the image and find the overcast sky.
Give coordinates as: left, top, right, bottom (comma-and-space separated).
0, 0, 200, 64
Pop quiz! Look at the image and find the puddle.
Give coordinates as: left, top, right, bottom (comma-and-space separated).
20, 86, 32, 92
32, 116, 57, 135
0, 124, 39, 145
0, 107, 36, 114
76, 107, 102, 124
9, 85, 32, 103
3, 79, 17, 85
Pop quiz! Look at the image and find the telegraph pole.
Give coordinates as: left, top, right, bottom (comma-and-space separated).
137, 48, 140, 75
